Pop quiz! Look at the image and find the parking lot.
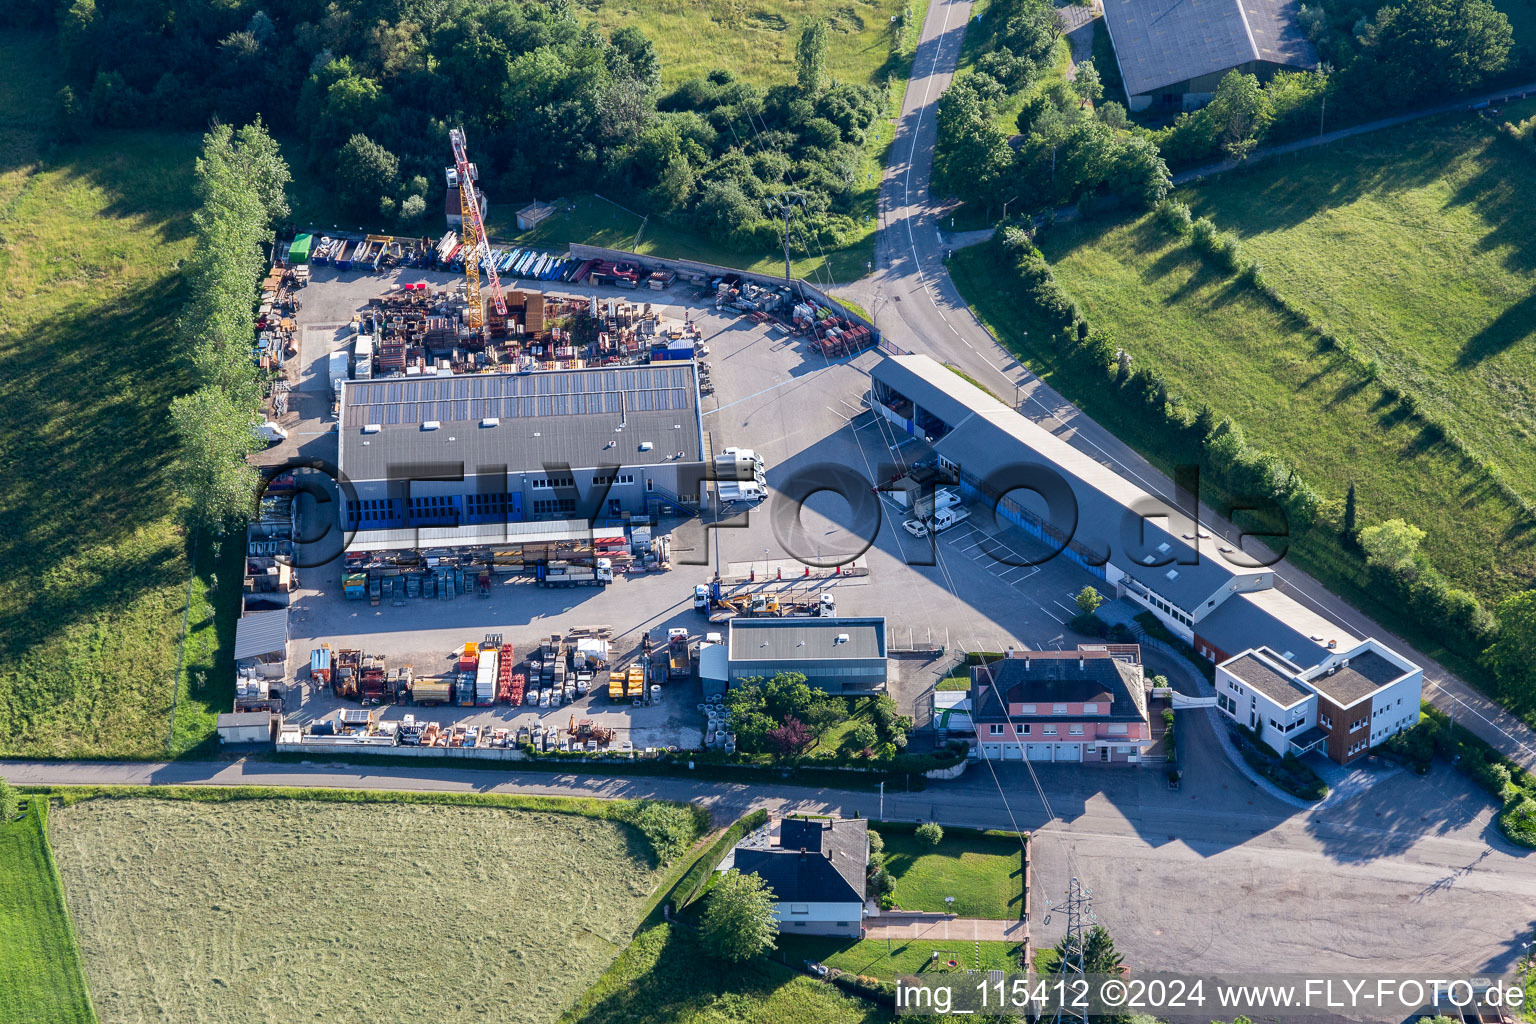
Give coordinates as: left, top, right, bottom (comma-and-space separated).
266, 260, 1110, 747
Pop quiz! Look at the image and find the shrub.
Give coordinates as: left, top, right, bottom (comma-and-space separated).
915, 822, 943, 846
867, 828, 884, 854
634, 802, 703, 865
1153, 198, 1193, 234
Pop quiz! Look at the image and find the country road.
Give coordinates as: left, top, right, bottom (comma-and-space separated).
7, 738, 1535, 975
842, 0, 1536, 774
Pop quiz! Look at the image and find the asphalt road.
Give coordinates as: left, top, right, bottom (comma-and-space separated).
843, 0, 1536, 774
8, 739, 1535, 974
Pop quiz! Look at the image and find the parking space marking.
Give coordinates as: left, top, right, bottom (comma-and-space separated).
1053, 599, 1077, 616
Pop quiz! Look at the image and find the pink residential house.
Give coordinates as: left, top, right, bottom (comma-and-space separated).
971, 646, 1150, 764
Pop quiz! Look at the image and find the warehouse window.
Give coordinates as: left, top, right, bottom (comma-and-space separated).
790, 904, 808, 915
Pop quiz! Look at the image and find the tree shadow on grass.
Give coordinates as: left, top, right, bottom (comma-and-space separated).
1456, 290, 1536, 368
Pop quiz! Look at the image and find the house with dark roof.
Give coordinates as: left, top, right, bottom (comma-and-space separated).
1101, 0, 1319, 112
336, 365, 706, 540
971, 646, 1149, 764
1216, 639, 1422, 764
732, 817, 869, 937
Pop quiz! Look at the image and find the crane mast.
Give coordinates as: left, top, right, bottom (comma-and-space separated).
448, 127, 507, 331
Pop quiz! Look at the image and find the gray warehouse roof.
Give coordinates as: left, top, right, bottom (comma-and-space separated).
233, 608, 288, 661
1195, 588, 1357, 668
874, 355, 1264, 613
1102, 0, 1317, 99
339, 365, 703, 483
729, 617, 887, 662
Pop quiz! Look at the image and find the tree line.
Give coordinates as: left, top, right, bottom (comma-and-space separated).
936, 0, 1519, 217
169, 120, 291, 530
27, 0, 892, 257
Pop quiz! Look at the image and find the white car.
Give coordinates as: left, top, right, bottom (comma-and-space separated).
902, 519, 930, 537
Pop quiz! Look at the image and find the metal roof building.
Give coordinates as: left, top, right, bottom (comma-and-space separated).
335, 365, 707, 535
1101, 0, 1317, 111
727, 617, 888, 694
870, 353, 1272, 641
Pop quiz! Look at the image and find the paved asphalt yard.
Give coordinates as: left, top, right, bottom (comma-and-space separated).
265, 262, 1107, 749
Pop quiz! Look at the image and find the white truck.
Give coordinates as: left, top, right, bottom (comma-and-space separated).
932, 506, 971, 533
693, 584, 711, 611
538, 558, 614, 587
716, 447, 767, 504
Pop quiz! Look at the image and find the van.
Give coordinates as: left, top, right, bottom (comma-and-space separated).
254, 421, 288, 445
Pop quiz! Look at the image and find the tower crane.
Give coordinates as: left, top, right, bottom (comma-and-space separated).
447, 127, 506, 331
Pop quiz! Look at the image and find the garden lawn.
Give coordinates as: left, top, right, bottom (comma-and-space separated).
584, 0, 917, 89
1182, 104, 1536, 508
50, 797, 672, 1024
0, 31, 232, 758
0, 803, 95, 1024
882, 826, 1025, 919
948, 222, 1536, 623
781, 935, 1024, 975
562, 923, 884, 1024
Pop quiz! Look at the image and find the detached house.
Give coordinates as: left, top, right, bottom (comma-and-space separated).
732, 817, 869, 937
971, 646, 1150, 763
1216, 639, 1422, 764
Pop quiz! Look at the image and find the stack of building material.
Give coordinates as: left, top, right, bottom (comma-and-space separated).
525, 292, 546, 335
475, 646, 498, 706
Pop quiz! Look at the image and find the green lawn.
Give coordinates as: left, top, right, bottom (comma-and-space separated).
782, 935, 1024, 975
1182, 105, 1536, 511
562, 923, 885, 1024
0, 803, 95, 1024
881, 826, 1025, 919
0, 31, 234, 757
949, 219, 1536, 621
585, 0, 917, 89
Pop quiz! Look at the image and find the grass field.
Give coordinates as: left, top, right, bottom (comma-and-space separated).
781, 935, 1024, 974
0, 32, 233, 758
562, 922, 885, 1024
881, 827, 1024, 919
585, 0, 915, 88
949, 218, 1536, 619
1182, 105, 1536, 508
49, 798, 670, 1024
0, 803, 95, 1024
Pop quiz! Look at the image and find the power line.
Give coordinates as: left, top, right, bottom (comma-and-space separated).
764, 190, 805, 286
1050, 877, 1096, 1023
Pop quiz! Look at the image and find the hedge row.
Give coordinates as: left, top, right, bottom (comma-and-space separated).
1148, 200, 1509, 660
675, 809, 769, 909
1406, 705, 1536, 848
1155, 198, 1536, 526
1229, 726, 1330, 801
997, 224, 1322, 542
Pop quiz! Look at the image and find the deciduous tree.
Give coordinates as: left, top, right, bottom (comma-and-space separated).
701, 870, 779, 961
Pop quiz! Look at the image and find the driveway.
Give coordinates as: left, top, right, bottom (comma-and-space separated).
865, 914, 1028, 941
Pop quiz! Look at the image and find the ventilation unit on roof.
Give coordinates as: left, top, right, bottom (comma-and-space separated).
639, 441, 654, 451
835, 633, 850, 644
1143, 555, 1156, 564
1165, 569, 1179, 580
1157, 542, 1171, 553
481, 417, 500, 428
362, 424, 381, 434
422, 420, 441, 431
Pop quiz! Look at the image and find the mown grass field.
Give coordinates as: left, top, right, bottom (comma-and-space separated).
0, 803, 96, 1024
50, 798, 670, 1024
949, 216, 1536, 622
1182, 104, 1536, 507
881, 827, 1025, 919
0, 32, 233, 758
584, 0, 915, 88
781, 935, 1024, 974
563, 922, 886, 1024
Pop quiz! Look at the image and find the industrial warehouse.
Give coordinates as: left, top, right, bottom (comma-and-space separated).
216, 128, 1424, 780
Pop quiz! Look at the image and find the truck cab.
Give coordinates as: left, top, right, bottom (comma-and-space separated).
693, 584, 710, 611
817, 592, 837, 616
932, 506, 971, 533
594, 557, 614, 583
